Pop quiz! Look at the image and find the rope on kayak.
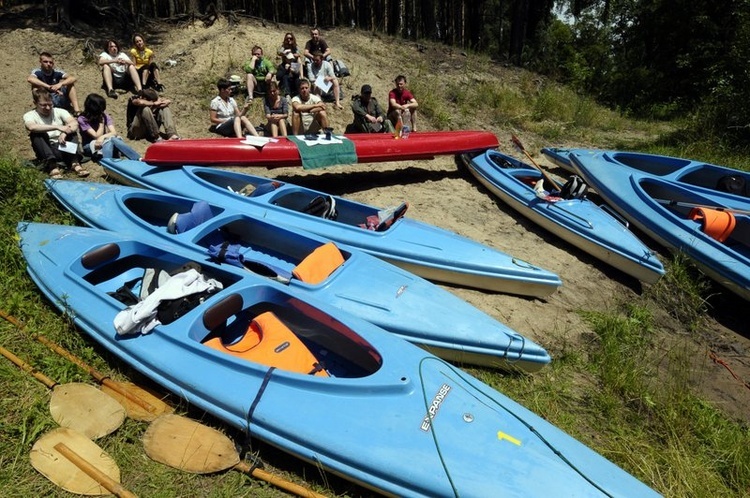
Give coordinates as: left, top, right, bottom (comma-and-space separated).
418, 356, 460, 498
418, 356, 615, 498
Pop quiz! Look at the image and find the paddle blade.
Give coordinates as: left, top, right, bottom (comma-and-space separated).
143, 414, 239, 474
49, 383, 126, 439
100, 381, 173, 422
30, 427, 121, 496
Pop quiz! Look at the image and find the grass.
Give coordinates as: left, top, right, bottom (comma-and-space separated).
2, 40, 750, 497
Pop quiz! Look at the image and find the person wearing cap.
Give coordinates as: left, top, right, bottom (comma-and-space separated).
276, 32, 303, 98
350, 84, 393, 134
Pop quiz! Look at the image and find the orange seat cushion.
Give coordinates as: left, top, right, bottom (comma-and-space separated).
292, 242, 345, 284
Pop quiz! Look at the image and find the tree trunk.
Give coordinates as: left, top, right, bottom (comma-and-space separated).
509, 0, 528, 64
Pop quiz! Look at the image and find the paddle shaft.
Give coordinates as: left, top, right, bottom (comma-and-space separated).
511, 134, 563, 191
0, 344, 58, 389
655, 198, 750, 216
0, 310, 164, 416
235, 461, 328, 498
54, 442, 138, 498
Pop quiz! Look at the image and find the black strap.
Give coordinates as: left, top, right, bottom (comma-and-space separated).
244, 366, 276, 449
217, 240, 230, 262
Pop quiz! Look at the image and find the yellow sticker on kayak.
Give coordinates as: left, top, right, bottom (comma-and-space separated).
497, 431, 521, 446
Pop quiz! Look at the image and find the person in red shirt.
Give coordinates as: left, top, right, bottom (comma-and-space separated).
387, 75, 419, 132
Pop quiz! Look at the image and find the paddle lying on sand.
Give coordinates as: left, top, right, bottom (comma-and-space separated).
511, 134, 563, 191
143, 414, 328, 498
31, 427, 137, 497
0, 342, 125, 439
0, 310, 171, 421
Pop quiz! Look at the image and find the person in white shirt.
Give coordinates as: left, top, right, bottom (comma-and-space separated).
23, 88, 88, 178
98, 39, 142, 99
307, 52, 343, 110
291, 78, 330, 135
209, 78, 258, 138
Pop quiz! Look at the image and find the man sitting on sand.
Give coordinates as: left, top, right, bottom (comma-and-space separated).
27, 52, 81, 115
23, 88, 88, 178
349, 84, 393, 133
291, 78, 330, 135
127, 88, 180, 142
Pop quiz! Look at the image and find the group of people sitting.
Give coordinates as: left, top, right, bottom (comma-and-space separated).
23, 28, 420, 178
24, 35, 180, 178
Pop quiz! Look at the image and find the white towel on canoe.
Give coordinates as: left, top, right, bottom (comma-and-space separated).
114, 269, 223, 336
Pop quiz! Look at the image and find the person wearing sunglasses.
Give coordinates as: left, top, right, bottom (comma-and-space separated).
276, 32, 303, 98
242, 45, 275, 102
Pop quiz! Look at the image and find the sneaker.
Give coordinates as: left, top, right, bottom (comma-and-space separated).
108, 89, 118, 99
154, 83, 165, 92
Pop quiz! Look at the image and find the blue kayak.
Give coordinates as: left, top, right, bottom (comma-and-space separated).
571, 150, 750, 301
18, 222, 660, 497
460, 150, 664, 284
540, 147, 577, 172
45, 179, 550, 372
100, 158, 562, 298
564, 149, 750, 209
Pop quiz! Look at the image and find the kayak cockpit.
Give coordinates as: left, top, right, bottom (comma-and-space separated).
199, 292, 383, 378
79, 241, 382, 378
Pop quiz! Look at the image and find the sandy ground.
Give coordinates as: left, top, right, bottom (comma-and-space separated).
2, 17, 749, 424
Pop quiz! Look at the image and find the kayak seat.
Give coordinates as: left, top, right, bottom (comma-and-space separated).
689, 207, 736, 242
508, 169, 542, 188
204, 311, 329, 376
292, 242, 345, 284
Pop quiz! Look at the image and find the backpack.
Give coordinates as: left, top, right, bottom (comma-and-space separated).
559, 175, 588, 200
303, 195, 338, 220
333, 59, 350, 78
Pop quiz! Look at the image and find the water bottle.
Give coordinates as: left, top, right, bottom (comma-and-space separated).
400, 109, 411, 138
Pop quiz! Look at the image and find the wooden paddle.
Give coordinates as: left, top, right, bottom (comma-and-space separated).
510, 134, 563, 191
0, 310, 171, 421
31, 427, 137, 497
143, 414, 328, 498
0, 343, 125, 439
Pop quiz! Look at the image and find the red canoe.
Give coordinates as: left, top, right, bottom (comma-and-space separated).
143, 131, 499, 168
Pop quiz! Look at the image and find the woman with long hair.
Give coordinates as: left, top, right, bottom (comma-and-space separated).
263, 81, 289, 137
78, 92, 140, 161
276, 32, 303, 98
130, 34, 164, 91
